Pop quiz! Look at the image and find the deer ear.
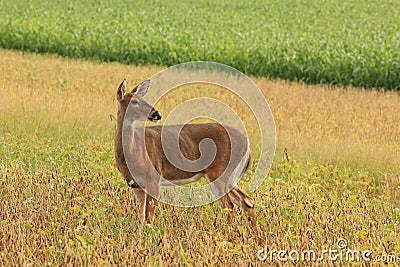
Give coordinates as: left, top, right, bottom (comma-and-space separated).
132, 80, 150, 97
116, 79, 126, 101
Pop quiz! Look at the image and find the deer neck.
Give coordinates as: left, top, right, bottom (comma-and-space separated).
115, 107, 131, 168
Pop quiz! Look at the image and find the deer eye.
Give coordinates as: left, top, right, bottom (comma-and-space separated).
130, 99, 139, 106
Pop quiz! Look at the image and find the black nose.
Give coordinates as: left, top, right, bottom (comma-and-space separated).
154, 111, 162, 119
152, 111, 162, 120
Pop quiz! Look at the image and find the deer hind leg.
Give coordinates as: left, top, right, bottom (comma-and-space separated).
206, 174, 235, 223
228, 186, 257, 228
220, 194, 235, 224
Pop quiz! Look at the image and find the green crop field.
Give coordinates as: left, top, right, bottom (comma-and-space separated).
0, 0, 399, 89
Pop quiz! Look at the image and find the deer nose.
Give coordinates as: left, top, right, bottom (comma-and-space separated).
153, 111, 162, 120
150, 110, 162, 121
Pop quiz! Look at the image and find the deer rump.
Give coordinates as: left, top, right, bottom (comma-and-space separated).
125, 122, 250, 187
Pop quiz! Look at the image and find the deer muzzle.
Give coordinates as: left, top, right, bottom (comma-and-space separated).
149, 110, 162, 122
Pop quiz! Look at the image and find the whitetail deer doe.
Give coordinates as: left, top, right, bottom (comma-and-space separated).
114, 79, 256, 227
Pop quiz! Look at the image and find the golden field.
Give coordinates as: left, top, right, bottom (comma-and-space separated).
0, 49, 399, 266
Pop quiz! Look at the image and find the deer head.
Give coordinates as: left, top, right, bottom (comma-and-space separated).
116, 79, 162, 123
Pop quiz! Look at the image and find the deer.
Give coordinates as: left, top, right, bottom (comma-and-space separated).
114, 79, 257, 227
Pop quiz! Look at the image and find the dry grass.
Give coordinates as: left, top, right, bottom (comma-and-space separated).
1, 49, 399, 266
264, 79, 400, 173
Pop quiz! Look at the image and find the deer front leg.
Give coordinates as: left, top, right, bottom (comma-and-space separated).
143, 180, 159, 224
145, 194, 157, 223
133, 188, 147, 222
134, 188, 158, 224
133, 188, 158, 224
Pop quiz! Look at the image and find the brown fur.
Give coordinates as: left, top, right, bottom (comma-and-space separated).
114, 80, 256, 228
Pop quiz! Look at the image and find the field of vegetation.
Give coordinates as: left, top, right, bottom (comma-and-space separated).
1, 49, 399, 265
1, 0, 399, 89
